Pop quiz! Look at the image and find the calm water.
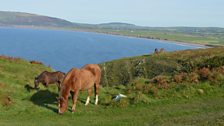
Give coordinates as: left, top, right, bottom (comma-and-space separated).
0, 27, 204, 72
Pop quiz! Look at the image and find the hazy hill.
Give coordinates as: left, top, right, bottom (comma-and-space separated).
1, 11, 224, 32
0, 11, 74, 27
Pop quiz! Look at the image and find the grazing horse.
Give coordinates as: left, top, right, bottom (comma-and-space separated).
154, 48, 159, 55
58, 64, 101, 114
34, 71, 65, 91
160, 48, 165, 53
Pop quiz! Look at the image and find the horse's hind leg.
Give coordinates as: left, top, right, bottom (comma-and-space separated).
94, 83, 100, 105
85, 89, 91, 106
56, 82, 61, 92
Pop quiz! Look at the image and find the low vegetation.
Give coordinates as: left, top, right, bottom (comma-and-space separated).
100, 47, 224, 86
0, 48, 224, 126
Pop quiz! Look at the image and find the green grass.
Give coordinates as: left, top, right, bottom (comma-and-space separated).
0, 48, 224, 126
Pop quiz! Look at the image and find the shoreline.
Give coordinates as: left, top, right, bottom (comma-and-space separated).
88, 31, 210, 48
0, 25, 220, 48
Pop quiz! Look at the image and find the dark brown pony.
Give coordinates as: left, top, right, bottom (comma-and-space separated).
58, 64, 101, 114
34, 71, 65, 91
154, 48, 159, 55
30, 60, 43, 65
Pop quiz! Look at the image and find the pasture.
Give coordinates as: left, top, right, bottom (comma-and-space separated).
0, 48, 224, 126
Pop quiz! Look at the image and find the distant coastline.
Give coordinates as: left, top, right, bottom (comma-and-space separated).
0, 11, 223, 47
0, 25, 213, 48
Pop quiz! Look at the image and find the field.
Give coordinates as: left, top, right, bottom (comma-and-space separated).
0, 48, 224, 126
79, 28, 224, 46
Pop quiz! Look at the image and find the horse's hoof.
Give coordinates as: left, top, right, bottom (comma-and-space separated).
72, 109, 75, 113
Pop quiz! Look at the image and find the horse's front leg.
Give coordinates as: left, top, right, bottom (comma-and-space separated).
85, 89, 92, 106
72, 90, 79, 113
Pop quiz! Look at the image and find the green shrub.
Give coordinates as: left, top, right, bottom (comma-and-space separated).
134, 83, 144, 91
208, 70, 224, 85
200, 56, 224, 68
142, 84, 153, 94
111, 98, 129, 108
148, 85, 158, 98
188, 72, 199, 84
100, 94, 112, 106
130, 92, 151, 104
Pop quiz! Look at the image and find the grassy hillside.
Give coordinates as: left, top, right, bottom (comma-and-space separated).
0, 48, 224, 126
100, 47, 224, 86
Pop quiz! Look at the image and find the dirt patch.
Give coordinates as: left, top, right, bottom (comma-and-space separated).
0, 82, 7, 88
0, 95, 12, 107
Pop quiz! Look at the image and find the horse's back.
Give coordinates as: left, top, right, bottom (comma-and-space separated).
79, 69, 96, 90
38, 71, 65, 84
82, 64, 101, 78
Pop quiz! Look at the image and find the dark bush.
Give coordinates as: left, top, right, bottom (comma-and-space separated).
152, 75, 170, 89
198, 67, 211, 80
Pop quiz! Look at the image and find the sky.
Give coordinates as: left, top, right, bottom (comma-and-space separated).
0, 0, 223, 27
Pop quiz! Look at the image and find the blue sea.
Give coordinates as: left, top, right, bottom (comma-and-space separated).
0, 27, 204, 72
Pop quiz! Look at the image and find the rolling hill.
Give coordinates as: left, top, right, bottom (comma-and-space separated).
0, 11, 75, 27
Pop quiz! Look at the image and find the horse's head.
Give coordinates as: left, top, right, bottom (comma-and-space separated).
58, 96, 67, 114
34, 77, 39, 89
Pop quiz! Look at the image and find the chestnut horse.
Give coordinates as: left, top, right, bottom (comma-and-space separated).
34, 71, 65, 91
58, 64, 101, 114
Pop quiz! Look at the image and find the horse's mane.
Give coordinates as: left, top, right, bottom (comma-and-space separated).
63, 68, 78, 84
55, 71, 65, 74
60, 68, 79, 97
36, 71, 48, 79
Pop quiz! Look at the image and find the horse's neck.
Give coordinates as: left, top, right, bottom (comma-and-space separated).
61, 82, 71, 100
38, 72, 46, 79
